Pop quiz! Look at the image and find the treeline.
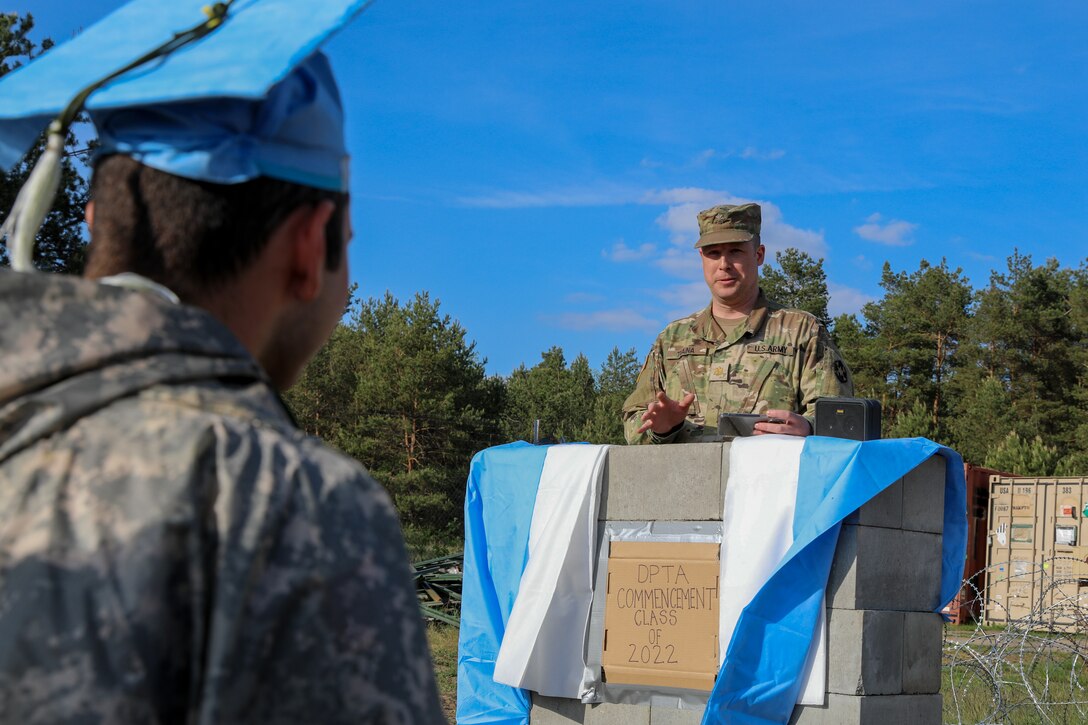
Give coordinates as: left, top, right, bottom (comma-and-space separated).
287, 250, 1087, 551
284, 290, 641, 552
767, 249, 1088, 478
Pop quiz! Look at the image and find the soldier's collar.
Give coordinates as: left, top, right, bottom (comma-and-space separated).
747, 290, 771, 334
690, 307, 720, 343
692, 291, 771, 344
97, 272, 180, 305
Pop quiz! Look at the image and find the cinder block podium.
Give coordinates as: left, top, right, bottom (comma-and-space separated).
530, 442, 945, 725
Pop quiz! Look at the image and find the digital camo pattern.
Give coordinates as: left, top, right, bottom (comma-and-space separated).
622, 291, 853, 445
0, 271, 445, 724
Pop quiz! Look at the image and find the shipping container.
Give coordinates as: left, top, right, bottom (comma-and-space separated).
983, 476, 1088, 628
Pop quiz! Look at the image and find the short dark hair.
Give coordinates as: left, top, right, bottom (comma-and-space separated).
85, 155, 347, 301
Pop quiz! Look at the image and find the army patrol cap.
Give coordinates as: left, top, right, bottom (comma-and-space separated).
694, 203, 762, 248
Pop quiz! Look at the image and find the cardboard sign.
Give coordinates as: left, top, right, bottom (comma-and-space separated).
601, 541, 720, 691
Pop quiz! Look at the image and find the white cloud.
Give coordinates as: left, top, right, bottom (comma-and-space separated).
603, 240, 656, 262
654, 202, 707, 244
459, 185, 828, 305
761, 203, 826, 259
547, 309, 660, 333
638, 147, 785, 172
644, 188, 744, 245
740, 146, 787, 161
689, 148, 717, 167
854, 212, 917, 246
456, 185, 634, 209
828, 283, 876, 318
641, 187, 725, 206
656, 281, 708, 313
654, 247, 700, 278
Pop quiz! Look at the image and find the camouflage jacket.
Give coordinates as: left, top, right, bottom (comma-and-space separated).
622, 291, 853, 444
0, 272, 445, 724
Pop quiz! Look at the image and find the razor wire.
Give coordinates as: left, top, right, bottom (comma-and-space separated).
944, 555, 1088, 724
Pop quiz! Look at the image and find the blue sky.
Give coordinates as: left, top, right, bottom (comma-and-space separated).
11, 0, 1088, 375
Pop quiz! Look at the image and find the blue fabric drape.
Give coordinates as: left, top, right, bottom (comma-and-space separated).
702, 437, 967, 725
456, 442, 546, 725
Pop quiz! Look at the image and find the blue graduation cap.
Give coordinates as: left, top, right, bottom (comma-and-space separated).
0, 0, 373, 271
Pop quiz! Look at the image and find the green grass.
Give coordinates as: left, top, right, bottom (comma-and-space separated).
946, 622, 1009, 634
943, 648, 1088, 724
428, 623, 459, 721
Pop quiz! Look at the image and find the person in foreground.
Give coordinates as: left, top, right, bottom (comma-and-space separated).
622, 202, 853, 445
0, 2, 445, 722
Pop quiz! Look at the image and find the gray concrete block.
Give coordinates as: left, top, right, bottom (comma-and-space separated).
602, 444, 723, 521
531, 695, 650, 725
530, 695, 582, 725
719, 441, 731, 516
844, 477, 903, 528
789, 693, 861, 725
902, 612, 943, 694
648, 707, 702, 725
827, 609, 904, 695
790, 694, 940, 725
827, 525, 943, 611
861, 693, 941, 723
901, 456, 946, 534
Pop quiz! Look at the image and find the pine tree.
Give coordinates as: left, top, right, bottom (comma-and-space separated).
581, 346, 640, 444
286, 291, 502, 553
984, 432, 1063, 477
858, 259, 972, 442
830, 312, 884, 402
760, 248, 830, 326
503, 346, 594, 443
953, 252, 1080, 460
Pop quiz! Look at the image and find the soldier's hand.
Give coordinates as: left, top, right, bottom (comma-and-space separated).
637, 391, 696, 435
753, 409, 812, 437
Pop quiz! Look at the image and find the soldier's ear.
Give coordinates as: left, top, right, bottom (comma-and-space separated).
84, 201, 95, 232
755, 243, 765, 266
285, 200, 336, 303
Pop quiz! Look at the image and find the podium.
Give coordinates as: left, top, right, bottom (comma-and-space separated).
528, 442, 948, 725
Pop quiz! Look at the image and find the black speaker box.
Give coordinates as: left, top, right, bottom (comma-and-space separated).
814, 397, 882, 441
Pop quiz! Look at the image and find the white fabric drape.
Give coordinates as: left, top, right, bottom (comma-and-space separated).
493, 444, 608, 697
718, 435, 826, 706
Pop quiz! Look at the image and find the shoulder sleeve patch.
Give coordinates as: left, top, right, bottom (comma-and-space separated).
833, 359, 849, 384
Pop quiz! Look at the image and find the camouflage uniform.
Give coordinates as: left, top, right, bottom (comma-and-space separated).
622, 290, 853, 445
0, 272, 446, 724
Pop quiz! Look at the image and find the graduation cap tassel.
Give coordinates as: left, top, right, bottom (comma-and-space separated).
1, 122, 65, 271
